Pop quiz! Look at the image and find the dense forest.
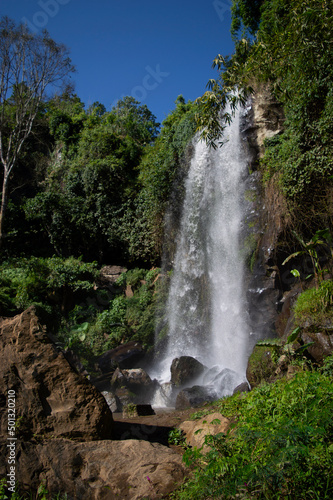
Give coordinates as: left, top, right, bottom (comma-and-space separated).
1, 0, 333, 497
0, 16, 198, 360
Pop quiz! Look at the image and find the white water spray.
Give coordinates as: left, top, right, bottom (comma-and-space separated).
152, 106, 252, 401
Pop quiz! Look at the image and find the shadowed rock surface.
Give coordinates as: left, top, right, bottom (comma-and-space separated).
0, 307, 113, 441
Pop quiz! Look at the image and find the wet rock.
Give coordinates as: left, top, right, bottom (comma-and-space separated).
170, 356, 206, 387
233, 382, 250, 395
210, 368, 246, 398
111, 367, 157, 403
0, 307, 113, 441
97, 341, 145, 372
175, 385, 217, 410
113, 386, 135, 408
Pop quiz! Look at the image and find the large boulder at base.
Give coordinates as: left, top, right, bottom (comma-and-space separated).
0, 439, 186, 500
111, 367, 157, 403
0, 307, 113, 440
97, 341, 145, 372
170, 356, 206, 387
175, 385, 217, 410
179, 412, 230, 453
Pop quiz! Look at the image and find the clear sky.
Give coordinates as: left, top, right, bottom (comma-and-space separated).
1, 0, 235, 124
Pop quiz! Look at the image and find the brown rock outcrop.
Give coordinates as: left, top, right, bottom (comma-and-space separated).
179, 412, 230, 453
249, 82, 285, 158
0, 438, 186, 499
0, 307, 113, 440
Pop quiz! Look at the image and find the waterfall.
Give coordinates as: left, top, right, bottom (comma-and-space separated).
151, 105, 253, 403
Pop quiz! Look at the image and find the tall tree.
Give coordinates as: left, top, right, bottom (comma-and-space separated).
0, 16, 74, 246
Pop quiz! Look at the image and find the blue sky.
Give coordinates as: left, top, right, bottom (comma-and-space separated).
2, 0, 235, 124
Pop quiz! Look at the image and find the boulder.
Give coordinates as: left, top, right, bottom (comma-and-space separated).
175, 385, 217, 410
233, 382, 250, 395
122, 404, 155, 418
0, 438, 186, 500
97, 341, 145, 372
0, 307, 113, 441
111, 368, 157, 403
102, 391, 123, 413
179, 412, 230, 452
98, 265, 127, 286
301, 330, 333, 363
170, 356, 206, 387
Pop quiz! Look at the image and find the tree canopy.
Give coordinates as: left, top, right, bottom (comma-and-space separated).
0, 16, 74, 245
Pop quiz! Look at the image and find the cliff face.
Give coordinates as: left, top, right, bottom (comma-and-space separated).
248, 83, 285, 158
239, 84, 287, 351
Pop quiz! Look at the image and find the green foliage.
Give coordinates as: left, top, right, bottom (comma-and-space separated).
230, 0, 265, 39
246, 344, 277, 385
0, 256, 98, 320
168, 428, 187, 447
321, 354, 333, 376
59, 267, 162, 361
200, 0, 333, 231
23, 94, 165, 264
294, 279, 333, 328
282, 229, 332, 286
175, 371, 333, 499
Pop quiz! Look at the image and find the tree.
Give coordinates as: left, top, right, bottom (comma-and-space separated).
230, 0, 265, 39
110, 96, 160, 146
0, 16, 74, 247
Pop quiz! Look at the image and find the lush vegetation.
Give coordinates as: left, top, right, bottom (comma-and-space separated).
174, 365, 333, 499
0, 22, 197, 367
0, 257, 166, 366
0, 479, 67, 500
1, 88, 196, 265
58, 266, 166, 367
199, 0, 333, 243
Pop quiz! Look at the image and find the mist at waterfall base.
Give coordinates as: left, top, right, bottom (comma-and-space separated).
149, 106, 257, 407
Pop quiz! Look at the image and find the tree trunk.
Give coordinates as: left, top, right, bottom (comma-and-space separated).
0, 170, 9, 249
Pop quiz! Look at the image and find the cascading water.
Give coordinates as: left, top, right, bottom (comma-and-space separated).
151, 105, 254, 405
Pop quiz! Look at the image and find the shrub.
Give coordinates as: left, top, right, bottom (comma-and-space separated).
294, 279, 333, 327
175, 371, 333, 499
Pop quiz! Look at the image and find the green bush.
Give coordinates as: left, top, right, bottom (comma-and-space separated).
175, 371, 333, 499
61, 267, 162, 361
294, 279, 333, 327
0, 257, 98, 319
